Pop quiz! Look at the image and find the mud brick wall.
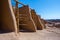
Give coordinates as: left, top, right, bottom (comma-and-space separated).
0, 1, 1, 31
19, 5, 36, 32
37, 16, 45, 29
41, 19, 46, 28
0, 0, 17, 32
31, 9, 44, 30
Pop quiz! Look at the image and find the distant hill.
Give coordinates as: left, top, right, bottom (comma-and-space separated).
45, 19, 60, 22
45, 19, 60, 28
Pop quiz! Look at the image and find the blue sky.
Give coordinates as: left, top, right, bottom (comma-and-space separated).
11, 0, 60, 19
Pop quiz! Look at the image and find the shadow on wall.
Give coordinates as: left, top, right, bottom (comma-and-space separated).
0, 0, 17, 33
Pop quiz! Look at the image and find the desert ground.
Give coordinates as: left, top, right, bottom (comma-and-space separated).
0, 27, 60, 40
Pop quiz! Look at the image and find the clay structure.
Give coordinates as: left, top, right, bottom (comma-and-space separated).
0, 0, 46, 33
31, 9, 44, 30
19, 5, 36, 32
0, 0, 18, 33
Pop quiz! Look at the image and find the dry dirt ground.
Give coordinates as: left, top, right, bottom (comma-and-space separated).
0, 27, 60, 40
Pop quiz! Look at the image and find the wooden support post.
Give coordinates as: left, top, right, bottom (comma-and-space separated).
14, 0, 25, 33
15, 0, 19, 33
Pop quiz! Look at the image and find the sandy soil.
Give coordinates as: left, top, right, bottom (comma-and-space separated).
0, 27, 60, 40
